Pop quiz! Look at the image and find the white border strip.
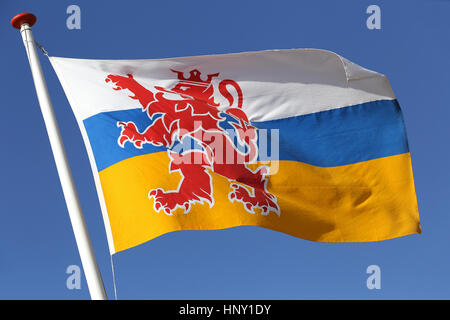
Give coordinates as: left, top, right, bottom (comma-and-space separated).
50, 57, 116, 254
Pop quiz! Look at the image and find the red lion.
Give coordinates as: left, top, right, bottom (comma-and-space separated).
105, 69, 280, 216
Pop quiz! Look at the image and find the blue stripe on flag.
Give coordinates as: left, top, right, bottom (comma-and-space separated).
83, 99, 409, 171
255, 99, 409, 166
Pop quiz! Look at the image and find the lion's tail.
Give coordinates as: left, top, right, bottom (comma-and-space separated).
219, 79, 243, 109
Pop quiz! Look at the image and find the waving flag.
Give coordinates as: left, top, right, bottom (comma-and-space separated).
50, 49, 420, 254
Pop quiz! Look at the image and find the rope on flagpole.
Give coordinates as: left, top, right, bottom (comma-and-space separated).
35, 40, 48, 56
110, 254, 118, 300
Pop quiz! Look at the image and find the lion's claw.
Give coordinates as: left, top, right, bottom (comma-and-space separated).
229, 183, 280, 216
117, 121, 145, 149
149, 188, 192, 215
105, 74, 135, 91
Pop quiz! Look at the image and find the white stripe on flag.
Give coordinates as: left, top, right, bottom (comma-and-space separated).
49, 49, 395, 122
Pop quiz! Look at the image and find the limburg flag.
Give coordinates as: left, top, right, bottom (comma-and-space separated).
49, 49, 421, 254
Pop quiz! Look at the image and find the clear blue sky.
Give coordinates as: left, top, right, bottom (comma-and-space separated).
1, 0, 449, 299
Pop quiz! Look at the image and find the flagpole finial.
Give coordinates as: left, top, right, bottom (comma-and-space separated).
11, 12, 36, 29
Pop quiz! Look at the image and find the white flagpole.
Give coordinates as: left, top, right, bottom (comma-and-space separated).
11, 12, 107, 300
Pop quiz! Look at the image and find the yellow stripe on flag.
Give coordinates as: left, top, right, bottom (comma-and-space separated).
99, 152, 420, 253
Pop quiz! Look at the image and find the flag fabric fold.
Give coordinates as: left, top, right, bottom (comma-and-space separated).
49, 49, 420, 254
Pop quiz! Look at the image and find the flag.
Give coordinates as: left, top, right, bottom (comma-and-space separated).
49, 49, 421, 254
